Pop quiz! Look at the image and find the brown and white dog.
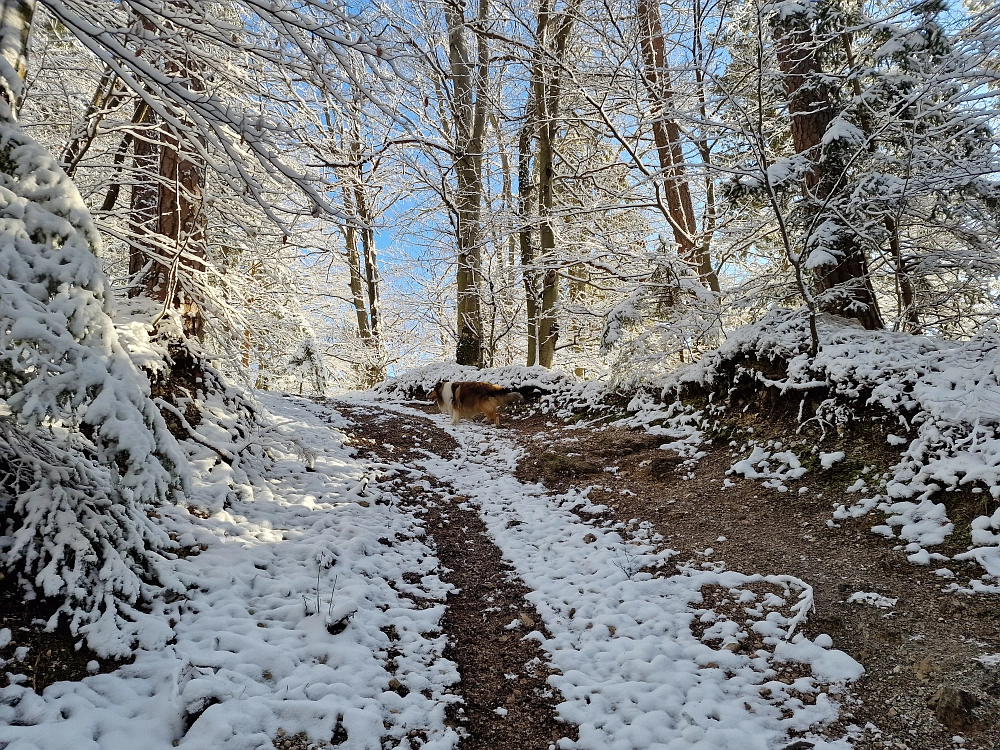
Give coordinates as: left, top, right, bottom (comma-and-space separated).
430, 381, 540, 426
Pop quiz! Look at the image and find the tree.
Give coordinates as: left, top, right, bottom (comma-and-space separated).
0, 0, 186, 656
769, 0, 883, 330
444, 0, 491, 366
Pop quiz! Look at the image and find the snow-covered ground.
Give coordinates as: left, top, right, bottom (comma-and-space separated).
1, 390, 865, 750
346, 398, 865, 749
1, 393, 459, 750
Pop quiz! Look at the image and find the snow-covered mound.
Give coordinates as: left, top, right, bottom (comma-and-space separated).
374, 363, 602, 406
0, 394, 458, 749
661, 309, 1000, 591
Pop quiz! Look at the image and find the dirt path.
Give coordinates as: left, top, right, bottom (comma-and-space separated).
325, 396, 999, 750
331, 403, 576, 750
505, 410, 1000, 750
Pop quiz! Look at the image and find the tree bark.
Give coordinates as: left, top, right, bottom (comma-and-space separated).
155, 54, 207, 339
529, 0, 579, 368
0, 0, 36, 115
637, 0, 718, 291
128, 99, 158, 284
340, 186, 372, 343
60, 67, 123, 177
446, 0, 489, 367
772, 5, 883, 330
518, 109, 540, 366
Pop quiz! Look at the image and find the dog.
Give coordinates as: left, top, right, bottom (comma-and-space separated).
429, 381, 541, 426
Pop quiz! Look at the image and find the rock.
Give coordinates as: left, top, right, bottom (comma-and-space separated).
913, 659, 938, 681
927, 685, 978, 729
583, 533, 597, 543
781, 742, 814, 750
518, 612, 535, 628
649, 454, 684, 479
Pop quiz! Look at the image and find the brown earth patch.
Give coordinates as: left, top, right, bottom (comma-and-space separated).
0, 573, 130, 692
505, 406, 1000, 750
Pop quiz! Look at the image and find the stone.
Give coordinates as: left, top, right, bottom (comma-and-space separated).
928, 685, 978, 729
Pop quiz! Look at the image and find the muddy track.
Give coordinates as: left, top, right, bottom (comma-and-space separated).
332, 402, 577, 750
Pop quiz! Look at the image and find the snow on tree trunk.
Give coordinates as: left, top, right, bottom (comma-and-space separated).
0, 14, 186, 655
772, 2, 883, 331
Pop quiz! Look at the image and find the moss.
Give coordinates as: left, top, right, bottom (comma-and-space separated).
540, 451, 601, 480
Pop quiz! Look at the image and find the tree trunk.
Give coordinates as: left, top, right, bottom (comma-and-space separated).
156, 71, 207, 339
128, 99, 158, 284
60, 67, 123, 177
518, 111, 540, 366
886, 215, 920, 333
340, 186, 372, 343
772, 5, 883, 330
446, 0, 488, 367
529, 0, 579, 368
0, 0, 36, 115
637, 0, 717, 291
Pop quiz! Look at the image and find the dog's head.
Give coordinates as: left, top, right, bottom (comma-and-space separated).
429, 381, 445, 406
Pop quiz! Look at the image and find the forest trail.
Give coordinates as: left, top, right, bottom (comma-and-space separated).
328, 395, 1000, 750
332, 403, 575, 749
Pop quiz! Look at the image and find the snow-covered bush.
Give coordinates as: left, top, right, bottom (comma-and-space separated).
0, 118, 187, 656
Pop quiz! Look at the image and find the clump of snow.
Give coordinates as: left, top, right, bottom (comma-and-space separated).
976, 653, 1000, 667
847, 592, 897, 609
662, 309, 1000, 588
729, 445, 807, 491
819, 451, 845, 469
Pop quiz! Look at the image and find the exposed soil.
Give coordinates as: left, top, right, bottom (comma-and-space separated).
0, 572, 129, 692
505, 405, 1000, 750
333, 403, 578, 750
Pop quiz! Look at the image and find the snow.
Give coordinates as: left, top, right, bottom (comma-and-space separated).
0, 394, 459, 750
729, 446, 807, 492
0, 117, 187, 655
663, 309, 1000, 591
819, 452, 845, 469
356, 400, 860, 749
0, 390, 866, 749
847, 592, 897, 609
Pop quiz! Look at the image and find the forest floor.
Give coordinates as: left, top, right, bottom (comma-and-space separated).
330, 394, 1000, 750
1, 391, 999, 750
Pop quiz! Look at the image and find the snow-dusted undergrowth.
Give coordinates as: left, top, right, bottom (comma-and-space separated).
0, 394, 458, 750
0, 119, 186, 654
660, 309, 1000, 591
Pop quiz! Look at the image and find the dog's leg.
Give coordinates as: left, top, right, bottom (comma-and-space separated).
451, 412, 461, 425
